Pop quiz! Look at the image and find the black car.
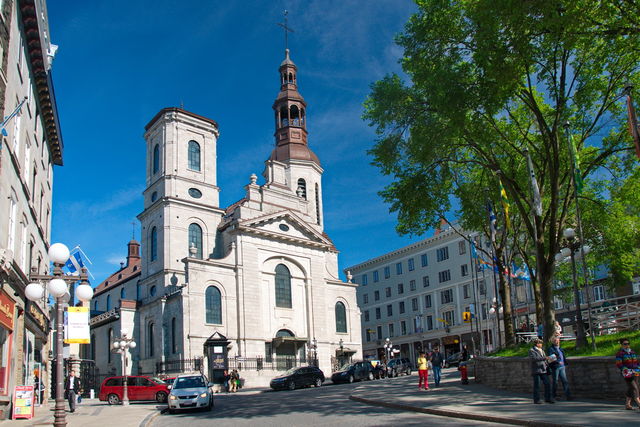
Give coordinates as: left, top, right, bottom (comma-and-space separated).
444, 352, 463, 368
331, 361, 375, 384
270, 366, 325, 391
370, 361, 386, 379
386, 357, 412, 377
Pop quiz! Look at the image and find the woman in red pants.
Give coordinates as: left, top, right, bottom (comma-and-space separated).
417, 352, 429, 390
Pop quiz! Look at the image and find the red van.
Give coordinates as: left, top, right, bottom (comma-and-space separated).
99, 376, 169, 404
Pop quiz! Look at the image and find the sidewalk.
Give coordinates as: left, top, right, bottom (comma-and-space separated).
350, 370, 637, 426
1, 399, 161, 427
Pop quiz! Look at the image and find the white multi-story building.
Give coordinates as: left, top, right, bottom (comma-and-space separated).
89, 49, 362, 387
346, 225, 500, 363
0, 0, 62, 418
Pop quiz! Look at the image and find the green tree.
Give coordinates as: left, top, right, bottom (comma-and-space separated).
363, 0, 639, 347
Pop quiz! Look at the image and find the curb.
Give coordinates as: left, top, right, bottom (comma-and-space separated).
139, 408, 163, 427
348, 395, 579, 427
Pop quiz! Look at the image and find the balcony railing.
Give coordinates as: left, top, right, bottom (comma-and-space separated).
228, 356, 317, 372
156, 357, 203, 374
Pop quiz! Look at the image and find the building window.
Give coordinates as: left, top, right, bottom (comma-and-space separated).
461, 264, 468, 277
593, 285, 605, 301
441, 288, 454, 304
377, 325, 382, 339
150, 227, 158, 262
296, 178, 307, 199
481, 303, 488, 320
421, 253, 428, 267
388, 323, 395, 337
632, 278, 640, 295
188, 223, 203, 259
120, 288, 126, 299
373, 271, 379, 282
424, 294, 432, 308
443, 310, 455, 326
335, 302, 347, 333
150, 285, 157, 296
205, 286, 222, 324
188, 140, 201, 171
153, 144, 160, 174
385, 287, 392, 298
375, 307, 381, 319
438, 270, 451, 283
107, 328, 113, 363
401, 321, 407, 335
7, 195, 16, 251
436, 247, 449, 262
408, 258, 415, 271
374, 290, 380, 301
361, 274, 368, 286
148, 323, 155, 357
384, 266, 390, 279
275, 264, 292, 308
171, 317, 177, 353
363, 294, 369, 304
409, 280, 416, 291
396, 262, 403, 275
397, 283, 404, 294
423, 276, 430, 287
315, 183, 321, 225
93, 300, 98, 311
412, 298, 418, 311
463, 284, 470, 299
479, 279, 486, 295
399, 301, 405, 314
426, 315, 433, 330
106, 295, 111, 311
387, 304, 393, 316
366, 329, 371, 342
459, 241, 466, 255
364, 310, 370, 322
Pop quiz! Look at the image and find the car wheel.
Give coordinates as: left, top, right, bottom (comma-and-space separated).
367, 372, 374, 381
348, 375, 354, 384
208, 397, 214, 411
288, 381, 296, 391
156, 391, 168, 403
107, 393, 120, 405
168, 408, 175, 415
315, 378, 322, 387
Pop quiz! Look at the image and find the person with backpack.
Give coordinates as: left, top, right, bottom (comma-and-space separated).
430, 346, 445, 387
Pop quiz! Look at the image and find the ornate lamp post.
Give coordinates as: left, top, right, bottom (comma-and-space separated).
383, 338, 392, 364
112, 329, 136, 405
25, 243, 93, 427
488, 298, 503, 349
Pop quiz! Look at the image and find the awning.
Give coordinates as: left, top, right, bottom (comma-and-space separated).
272, 336, 308, 348
336, 347, 357, 355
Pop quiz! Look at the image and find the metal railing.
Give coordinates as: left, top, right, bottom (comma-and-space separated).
156, 357, 203, 374
584, 295, 640, 335
228, 356, 317, 372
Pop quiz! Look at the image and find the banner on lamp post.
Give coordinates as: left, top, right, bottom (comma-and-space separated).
64, 307, 90, 344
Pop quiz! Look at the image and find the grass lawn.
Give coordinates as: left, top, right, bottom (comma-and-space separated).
487, 330, 640, 358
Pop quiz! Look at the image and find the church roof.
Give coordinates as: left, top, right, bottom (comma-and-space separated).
145, 107, 219, 131
93, 241, 142, 297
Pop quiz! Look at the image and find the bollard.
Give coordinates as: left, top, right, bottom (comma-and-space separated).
90, 389, 95, 399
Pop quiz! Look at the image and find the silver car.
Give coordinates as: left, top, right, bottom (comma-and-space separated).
168, 374, 214, 413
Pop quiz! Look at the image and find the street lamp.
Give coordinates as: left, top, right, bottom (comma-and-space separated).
557, 227, 595, 350
488, 298, 503, 349
309, 338, 318, 366
25, 243, 93, 427
112, 329, 136, 405
383, 338, 392, 364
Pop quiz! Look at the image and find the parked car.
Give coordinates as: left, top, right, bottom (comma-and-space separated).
370, 360, 386, 379
99, 376, 169, 405
331, 361, 375, 384
270, 366, 325, 391
386, 358, 412, 377
167, 374, 214, 413
444, 352, 463, 368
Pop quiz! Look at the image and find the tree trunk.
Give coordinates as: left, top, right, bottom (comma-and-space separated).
495, 247, 516, 346
538, 258, 556, 344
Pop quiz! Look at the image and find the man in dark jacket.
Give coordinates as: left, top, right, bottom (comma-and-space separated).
64, 370, 82, 412
430, 346, 445, 387
548, 336, 572, 400
529, 339, 553, 404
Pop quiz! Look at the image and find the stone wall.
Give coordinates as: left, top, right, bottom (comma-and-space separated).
474, 356, 627, 399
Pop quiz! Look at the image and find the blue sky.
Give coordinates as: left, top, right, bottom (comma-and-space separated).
47, 0, 428, 283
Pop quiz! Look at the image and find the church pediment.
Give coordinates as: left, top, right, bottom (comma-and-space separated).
237, 210, 334, 250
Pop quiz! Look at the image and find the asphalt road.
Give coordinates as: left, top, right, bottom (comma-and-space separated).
152, 378, 498, 427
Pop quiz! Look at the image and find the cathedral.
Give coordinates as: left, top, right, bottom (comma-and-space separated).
88, 49, 362, 387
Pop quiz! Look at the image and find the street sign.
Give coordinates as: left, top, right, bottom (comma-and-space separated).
462, 311, 471, 323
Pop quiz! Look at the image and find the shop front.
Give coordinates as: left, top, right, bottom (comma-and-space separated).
0, 288, 16, 419
441, 335, 460, 358
24, 302, 49, 404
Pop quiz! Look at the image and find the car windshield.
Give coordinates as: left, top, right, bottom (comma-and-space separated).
338, 364, 353, 371
284, 368, 300, 375
152, 378, 165, 384
173, 376, 205, 389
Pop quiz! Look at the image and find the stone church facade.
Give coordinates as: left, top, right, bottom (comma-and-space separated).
90, 49, 361, 386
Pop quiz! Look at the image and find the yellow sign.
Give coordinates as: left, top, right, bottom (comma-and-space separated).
462, 312, 471, 323
64, 307, 90, 344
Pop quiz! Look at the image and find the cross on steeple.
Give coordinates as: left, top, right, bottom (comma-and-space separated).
131, 221, 136, 240
277, 10, 294, 51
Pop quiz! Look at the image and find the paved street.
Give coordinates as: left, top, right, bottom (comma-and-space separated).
152, 379, 497, 427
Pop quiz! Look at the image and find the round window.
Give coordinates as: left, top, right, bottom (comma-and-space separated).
279, 224, 290, 232
188, 188, 203, 199
151, 191, 158, 202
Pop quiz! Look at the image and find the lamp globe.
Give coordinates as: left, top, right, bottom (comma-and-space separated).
128, 341, 136, 349
25, 283, 44, 301
48, 243, 70, 264
47, 279, 67, 298
76, 284, 94, 302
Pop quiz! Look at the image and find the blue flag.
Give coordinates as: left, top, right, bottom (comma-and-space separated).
65, 251, 85, 275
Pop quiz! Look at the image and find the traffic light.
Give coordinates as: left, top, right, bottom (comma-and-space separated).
462, 311, 471, 323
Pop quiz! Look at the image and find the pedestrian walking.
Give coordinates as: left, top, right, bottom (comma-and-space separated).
553, 321, 562, 337
547, 336, 572, 400
461, 344, 469, 362
223, 370, 230, 392
536, 323, 544, 339
430, 346, 445, 387
417, 352, 429, 390
229, 369, 239, 392
615, 338, 640, 410
529, 338, 554, 404
64, 370, 82, 412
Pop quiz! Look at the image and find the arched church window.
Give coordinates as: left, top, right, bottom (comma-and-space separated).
205, 286, 222, 324
188, 141, 201, 171
296, 178, 307, 199
290, 105, 300, 126
93, 300, 98, 311
121, 288, 126, 299
280, 106, 289, 127
301, 108, 305, 126
148, 322, 155, 357
275, 329, 294, 337
153, 144, 160, 174
171, 317, 177, 353
106, 295, 111, 311
288, 72, 293, 83
108, 328, 113, 363
150, 227, 158, 261
335, 301, 347, 333
315, 183, 321, 225
188, 223, 203, 259
275, 264, 292, 308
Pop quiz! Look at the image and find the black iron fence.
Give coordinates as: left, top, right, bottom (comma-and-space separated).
228, 356, 318, 372
156, 357, 203, 374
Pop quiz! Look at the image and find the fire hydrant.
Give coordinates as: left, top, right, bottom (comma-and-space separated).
458, 361, 469, 384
